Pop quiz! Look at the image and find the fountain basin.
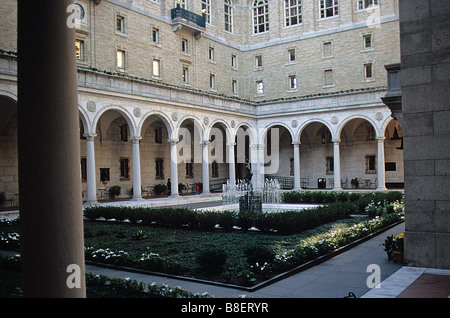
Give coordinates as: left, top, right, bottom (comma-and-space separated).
197, 203, 320, 213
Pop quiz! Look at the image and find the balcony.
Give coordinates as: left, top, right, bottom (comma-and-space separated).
171, 7, 205, 39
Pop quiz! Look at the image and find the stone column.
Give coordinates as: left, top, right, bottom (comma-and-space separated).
376, 137, 387, 191
332, 139, 343, 191
227, 142, 236, 189
201, 140, 211, 195
292, 141, 302, 190
17, 0, 86, 297
169, 139, 179, 198
84, 134, 97, 204
250, 144, 264, 189
131, 137, 143, 200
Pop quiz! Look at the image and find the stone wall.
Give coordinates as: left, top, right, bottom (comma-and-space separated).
400, 0, 450, 269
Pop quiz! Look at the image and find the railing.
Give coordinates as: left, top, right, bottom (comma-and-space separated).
171, 7, 206, 28
266, 176, 294, 189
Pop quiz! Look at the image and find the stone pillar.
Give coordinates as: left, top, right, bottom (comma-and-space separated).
131, 137, 143, 200
292, 141, 302, 191
250, 144, 264, 189
84, 134, 97, 204
227, 142, 236, 189
376, 137, 387, 191
169, 139, 179, 198
201, 140, 210, 195
17, 0, 86, 297
332, 139, 342, 191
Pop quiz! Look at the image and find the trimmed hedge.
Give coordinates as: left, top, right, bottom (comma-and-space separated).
84, 202, 352, 235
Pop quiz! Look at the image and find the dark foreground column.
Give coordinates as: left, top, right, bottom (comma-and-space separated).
18, 0, 86, 297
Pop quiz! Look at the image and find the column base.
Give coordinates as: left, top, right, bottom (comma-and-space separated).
332, 187, 343, 191
293, 187, 303, 191
131, 196, 144, 201
376, 187, 388, 192
85, 200, 98, 205
169, 194, 180, 199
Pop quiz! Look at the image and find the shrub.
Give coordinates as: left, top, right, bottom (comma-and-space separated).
153, 184, 167, 195
244, 246, 275, 265
196, 247, 228, 274
217, 210, 237, 231
108, 185, 121, 199
196, 211, 219, 230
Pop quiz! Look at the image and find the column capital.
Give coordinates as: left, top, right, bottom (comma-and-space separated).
130, 136, 142, 143
292, 141, 301, 146
227, 142, 236, 147
83, 133, 97, 141
168, 138, 179, 145
250, 143, 264, 149
201, 140, 211, 146
332, 138, 341, 144
376, 136, 386, 142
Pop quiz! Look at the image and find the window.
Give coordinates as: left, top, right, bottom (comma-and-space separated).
256, 80, 264, 95
320, 0, 339, 19
323, 41, 332, 57
120, 158, 130, 179
155, 158, 164, 178
358, 0, 378, 10
363, 34, 372, 49
181, 38, 189, 53
385, 162, 397, 172
224, 0, 233, 32
232, 79, 238, 94
155, 126, 162, 143
288, 48, 296, 62
288, 75, 297, 90
185, 161, 193, 177
285, 0, 302, 27
116, 49, 125, 70
182, 66, 189, 84
202, 0, 211, 24
326, 157, 334, 174
253, 0, 269, 34
255, 55, 263, 69
100, 168, 110, 182
364, 63, 373, 80
116, 15, 125, 33
212, 161, 219, 177
176, 0, 186, 9
209, 73, 216, 89
120, 124, 128, 141
152, 27, 160, 44
152, 59, 161, 78
365, 155, 376, 174
324, 69, 333, 86
231, 54, 237, 69
81, 158, 87, 181
208, 46, 215, 62
75, 40, 84, 60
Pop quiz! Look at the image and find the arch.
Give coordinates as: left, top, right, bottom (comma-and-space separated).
92, 105, 136, 138
176, 114, 206, 142
259, 122, 294, 145
78, 105, 90, 136
337, 114, 378, 140
206, 119, 232, 144
0, 94, 18, 135
138, 110, 174, 140
234, 121, 257, 145
298, 118, 334, 142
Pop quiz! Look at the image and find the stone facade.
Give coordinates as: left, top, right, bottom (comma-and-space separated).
398, 0, 450, 269
0, 0, 403, 203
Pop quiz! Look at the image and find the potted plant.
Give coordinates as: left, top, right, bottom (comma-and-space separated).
351, 178, 359, 188
108, 185, 121, 199
382, 233, 404, 264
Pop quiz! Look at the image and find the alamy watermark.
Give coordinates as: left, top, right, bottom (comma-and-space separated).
366, 264, 381, 289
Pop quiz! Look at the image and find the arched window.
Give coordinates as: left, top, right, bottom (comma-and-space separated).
224, 0, 233, 32
253, 0, 269, 34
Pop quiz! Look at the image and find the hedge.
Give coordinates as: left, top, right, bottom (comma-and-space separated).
84, 202, 354, 235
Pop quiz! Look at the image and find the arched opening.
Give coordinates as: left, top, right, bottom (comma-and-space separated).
87, 109, 134, 200
339, 118, 378, 189
140, 114, 172, 196
0, 95, 18, 208
383, 118, 404, 189
235, 124, 252, 181
299, 122, 334, 189
208, 122, 230, 192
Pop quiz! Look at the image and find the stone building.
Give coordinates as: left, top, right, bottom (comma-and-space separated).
0, 0, 403, 204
